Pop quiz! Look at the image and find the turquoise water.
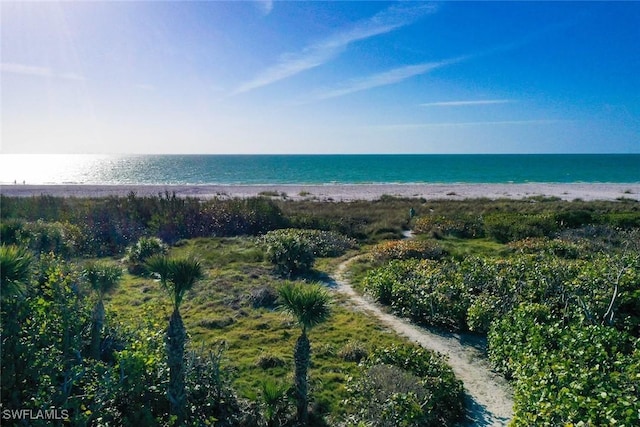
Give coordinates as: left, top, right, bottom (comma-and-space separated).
1, 154, 638, 185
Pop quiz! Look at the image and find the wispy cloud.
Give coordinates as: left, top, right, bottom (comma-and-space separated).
255, 0, 273, 16
1, 63, 52, 78
313, 61, 447, 101
373, 119, 568, 130
1, 62, 85, 81
309, 56, 465, 102
232, 3, 437, 95
420, 99, 513, 107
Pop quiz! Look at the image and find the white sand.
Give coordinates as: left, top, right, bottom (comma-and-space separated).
1, 183, 639, 201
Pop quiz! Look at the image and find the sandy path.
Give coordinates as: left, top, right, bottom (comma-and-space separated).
330, 256, 514, 426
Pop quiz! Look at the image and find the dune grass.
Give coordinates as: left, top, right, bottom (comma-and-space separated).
105, 236, 409, 416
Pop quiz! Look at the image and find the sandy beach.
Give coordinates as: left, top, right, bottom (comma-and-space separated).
1, 183, 639, 202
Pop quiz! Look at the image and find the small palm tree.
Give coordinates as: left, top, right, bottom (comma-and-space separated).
147, 255, 204, 425
82, 262, 122, 360
278, 282, 331, 425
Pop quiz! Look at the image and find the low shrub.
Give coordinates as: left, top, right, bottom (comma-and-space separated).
255, 354, 287, 369
197, 316, 235, 329
262, 228, 356, 258
0, 219, 24, 245
344, 344, 465, 426
506, 237, 586, 259
413, 214, 484, 238
489, 304, 640, 426
337, 341, 369, 363
466, 293, 502, 334
597, 211, 640, 229
369, 239, 446, 262
17, 220, 84, 257
248, 285, 279, 309
124, 236, 169, 275
263, 232, 315, 277
484, 212, 558, 243
262, 228, 356, 276
363, 259, 471, 330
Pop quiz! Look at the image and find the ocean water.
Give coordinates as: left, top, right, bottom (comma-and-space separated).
0, 154, 638, 185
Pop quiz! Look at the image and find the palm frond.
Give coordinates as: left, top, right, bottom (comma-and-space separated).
147, 255, 204, 309
82, 261, 122, 297
168, 257, 204, 309
145, 254, 172, 286
278, 282, 331, 333
0, 245, 33, 298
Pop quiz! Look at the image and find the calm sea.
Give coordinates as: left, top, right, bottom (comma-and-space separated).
0, 154, 638, 185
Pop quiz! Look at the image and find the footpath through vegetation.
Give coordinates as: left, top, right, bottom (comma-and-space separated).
332, 255, 513, 426
2, 193, 639, 426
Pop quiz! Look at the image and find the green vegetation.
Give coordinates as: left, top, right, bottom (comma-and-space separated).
262, 228, 356, 277
147, 255, 205, 423
2, 193, 639, 426
278, 282, 331, 424
124, 236, 169, 274
82, 261, 123, 359
356, 203, 640, 426
344, 344, 465, 426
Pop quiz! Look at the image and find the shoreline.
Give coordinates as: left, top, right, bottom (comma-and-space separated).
1, 183, 639, 202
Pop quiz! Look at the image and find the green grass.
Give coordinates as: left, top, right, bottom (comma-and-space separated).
104, 237, 410, 416
435, 236, 510, 259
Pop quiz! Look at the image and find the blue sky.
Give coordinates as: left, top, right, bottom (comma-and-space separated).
1, 1, 639, 154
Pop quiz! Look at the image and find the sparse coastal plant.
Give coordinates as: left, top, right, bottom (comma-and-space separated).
278, 282, 331, 425
82, 261, 123, 359
146, 255, 204, 425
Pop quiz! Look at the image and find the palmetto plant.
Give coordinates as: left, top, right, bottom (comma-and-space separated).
278, 282, 331, 425
82, 262, 123, 360
0, 245, 33, 402
146, 255, 204, 425
0, 245, 33, 298
261, 378, 289, 427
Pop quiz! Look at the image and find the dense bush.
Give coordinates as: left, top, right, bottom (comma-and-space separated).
262, 228, 356, 257
363, 249, 640, 335
484, 212, 558, 243
16, 220, 84, 258
262, 228, 356, 277
337, 341, 369, 363
0, 194, 290, 257
597, 211, 640, 229
124, 236, 169, 274
363, 259, 471, 330
202, 198, 288, 237
506, 237, 586, 259
0, 218, 24, 245
263, 231, 315, 277
344, 344, 465, 426
466, 293, 502, 334
489, 304, 640, 426
369, 239, 446, 262
413, 214, 484, 238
